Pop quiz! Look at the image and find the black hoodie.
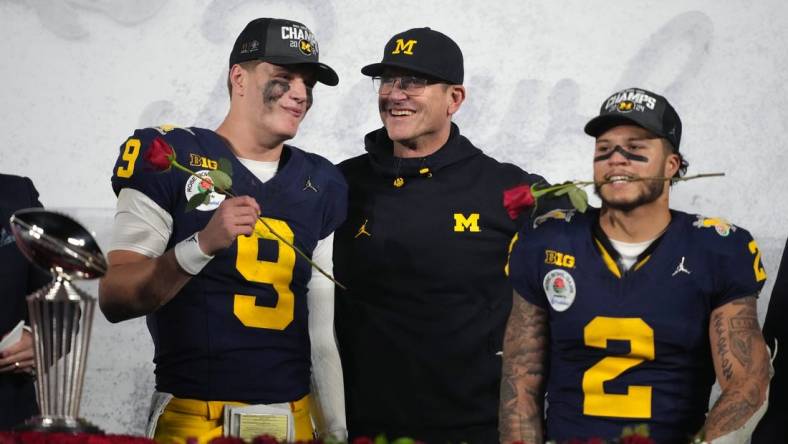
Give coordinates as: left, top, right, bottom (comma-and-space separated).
333, 124, 548, 443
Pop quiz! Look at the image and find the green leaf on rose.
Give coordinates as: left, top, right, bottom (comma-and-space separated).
185, 192, 210, 212
208, 169, 232, 192
391, 438, 415, 444
218, 157, 233, 177
552, 184, 575, 197
568, 186, 588, 213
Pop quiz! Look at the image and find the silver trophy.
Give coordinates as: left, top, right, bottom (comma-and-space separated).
10, 208, 106, 433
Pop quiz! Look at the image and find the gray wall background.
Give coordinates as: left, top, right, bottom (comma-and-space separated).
1, 0, 786, 435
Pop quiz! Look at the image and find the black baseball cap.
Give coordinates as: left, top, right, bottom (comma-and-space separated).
584, 87, 682, 151
361, 27, 463, 85
229, 18, 338, 86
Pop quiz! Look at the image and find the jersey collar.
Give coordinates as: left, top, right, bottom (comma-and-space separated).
591, 212, 668, 278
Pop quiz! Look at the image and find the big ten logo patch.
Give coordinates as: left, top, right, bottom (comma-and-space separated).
453, 213, 480, 232
392, 38, 417, 55
545, 249, 575, 268
189, 153, 218, 170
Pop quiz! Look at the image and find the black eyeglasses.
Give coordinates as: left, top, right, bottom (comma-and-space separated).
372, 76, 441, 96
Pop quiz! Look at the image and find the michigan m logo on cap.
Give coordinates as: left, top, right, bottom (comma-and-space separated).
299, 39, 313, 55
392, 38, 417, 55
618, 101, 634, 111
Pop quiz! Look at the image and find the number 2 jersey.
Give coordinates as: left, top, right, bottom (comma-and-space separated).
507, 208, 766, 444
110, 126, 347, 404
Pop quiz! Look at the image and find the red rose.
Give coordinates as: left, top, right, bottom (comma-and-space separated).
351, 437, 375, 444
251, 436, 280, 444
16, 431, 50, 444
49, 434, 84, 444
208, 438, 245, 444
143, 136, 175, 172
503, 184, 535, 220
93, 436, 154, 444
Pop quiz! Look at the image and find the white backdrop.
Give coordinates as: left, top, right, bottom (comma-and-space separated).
1, 0, 786, 435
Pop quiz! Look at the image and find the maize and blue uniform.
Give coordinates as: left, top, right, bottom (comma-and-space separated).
508, 208, 766, 444
110, 126, 347, 405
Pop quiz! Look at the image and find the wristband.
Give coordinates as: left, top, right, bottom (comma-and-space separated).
174, 232, 214, 275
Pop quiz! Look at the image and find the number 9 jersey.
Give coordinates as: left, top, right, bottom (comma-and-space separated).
507, 208, 766, 444
110, 126, 347, 404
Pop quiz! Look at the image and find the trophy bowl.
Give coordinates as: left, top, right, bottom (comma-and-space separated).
10, 208, 105, 433
10, 208, 106, 280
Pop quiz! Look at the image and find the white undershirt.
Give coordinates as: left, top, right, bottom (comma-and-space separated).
108, 157, 346, 438
237, 157, 279, 182
608, 238, 655, 271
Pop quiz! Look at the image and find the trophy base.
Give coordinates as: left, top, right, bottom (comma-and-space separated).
15, 416, 104, 434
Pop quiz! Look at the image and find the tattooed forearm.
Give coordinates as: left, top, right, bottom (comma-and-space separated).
704, 384, 761, 438
704, 296, 769, 440
712, 313, 734, 381
727, 300, 759, 369
499, 292, 549, 444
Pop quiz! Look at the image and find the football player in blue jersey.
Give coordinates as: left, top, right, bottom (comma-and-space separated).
500, 88, 771, 444
98, 18, 347, 444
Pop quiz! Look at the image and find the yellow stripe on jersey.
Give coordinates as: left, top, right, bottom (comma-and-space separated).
633, 255, 651, 272
504, 233, 519, 276
594, 238, 621, 278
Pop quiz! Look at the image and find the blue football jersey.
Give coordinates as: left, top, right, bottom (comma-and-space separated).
110, 126, 347, 403
508, 209, 766, 444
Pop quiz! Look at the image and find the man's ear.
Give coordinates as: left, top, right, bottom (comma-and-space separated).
664, 144, 681, 179
229, 64, 248, 97
447, 85, 466, 116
